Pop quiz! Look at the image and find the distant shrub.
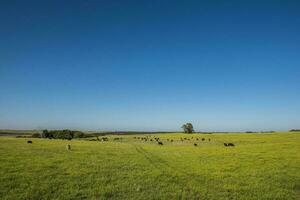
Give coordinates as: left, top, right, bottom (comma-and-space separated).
41, 129, 53, 138
73, 131, 85, 138
31, 133, 41, 138
16, 135, 30, 138
54, 130, 74, 140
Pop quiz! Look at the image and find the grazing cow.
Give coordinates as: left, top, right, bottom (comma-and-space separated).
228, 143, 235, 146
66, 144, 71, 151
196, 138, 199, 141
194, 143, 197, 147
224, 143, 228, 146
202, 138, 205, 141
170, 139, 173, 142
27, 141, 32, 144
158, 142, 163, 145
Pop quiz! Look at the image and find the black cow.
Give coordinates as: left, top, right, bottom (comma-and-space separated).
194, 143, 197, 147
224, 143, 235, 147
27, 141, 32, 144
158, 142, 163, 145
202, 138, 205, 141
228, 143, 235, 146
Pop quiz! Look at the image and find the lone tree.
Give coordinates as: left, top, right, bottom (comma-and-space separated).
181, 123, 194, 133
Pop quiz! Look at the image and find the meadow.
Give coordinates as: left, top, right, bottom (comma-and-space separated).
0, 132, 299, 200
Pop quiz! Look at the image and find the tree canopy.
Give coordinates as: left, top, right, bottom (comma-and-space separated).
181, 123, 194, 133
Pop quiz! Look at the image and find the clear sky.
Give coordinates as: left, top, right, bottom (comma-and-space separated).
0, 0, 299, 131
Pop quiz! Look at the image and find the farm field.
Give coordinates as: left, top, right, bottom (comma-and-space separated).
0, 130, 41, 136
0, 132, 300, 200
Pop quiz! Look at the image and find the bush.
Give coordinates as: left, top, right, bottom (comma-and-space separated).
73, 131, 85, 138
41, 129, 83, 140
31, 133, 41, 138
41, 130, 51, 138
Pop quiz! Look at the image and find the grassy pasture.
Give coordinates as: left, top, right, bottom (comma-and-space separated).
0, 132, 299, 200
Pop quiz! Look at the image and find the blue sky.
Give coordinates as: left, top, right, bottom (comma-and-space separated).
0, 0, 300, 131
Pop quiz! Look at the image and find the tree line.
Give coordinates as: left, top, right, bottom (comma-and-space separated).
32, 129, 85, 139
31, 124, 196, 139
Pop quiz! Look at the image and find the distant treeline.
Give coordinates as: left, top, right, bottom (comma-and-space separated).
289, 129, 300, 132
32, 129, 86, 140
244, 131, 275, 133
196, 131, 275, 134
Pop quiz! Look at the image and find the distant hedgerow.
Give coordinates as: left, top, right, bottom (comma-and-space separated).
40, 129, 85, 140
31, 133, 41, 138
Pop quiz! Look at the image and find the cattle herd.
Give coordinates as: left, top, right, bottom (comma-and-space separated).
26, 135, 235, 147
132, 135, 235, 147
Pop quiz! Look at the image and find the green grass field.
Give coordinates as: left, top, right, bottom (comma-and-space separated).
0, 132, 299, 200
